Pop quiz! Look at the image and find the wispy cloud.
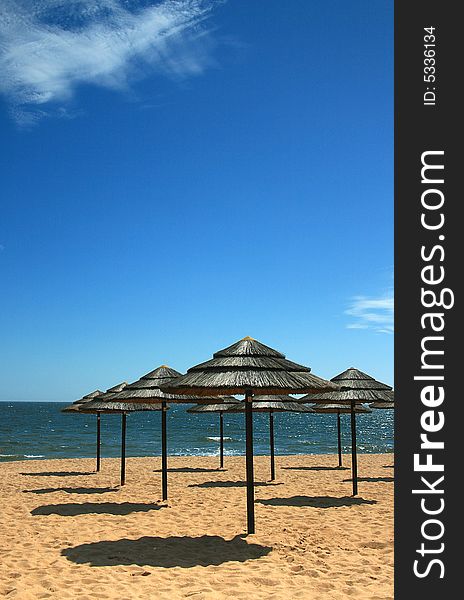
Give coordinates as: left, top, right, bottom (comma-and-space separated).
345, 293, 394, 334
0, 0, 219, 124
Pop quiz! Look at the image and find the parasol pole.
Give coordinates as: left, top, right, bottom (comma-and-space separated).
269, 409, 275, 481
337, 410, 342, 467
350, 400, 358, 495
96, 413, 101, 472
245, 389, 255, 534
161, 400, 168, 501
120, 412, 126, 486
219, 411, 224, 469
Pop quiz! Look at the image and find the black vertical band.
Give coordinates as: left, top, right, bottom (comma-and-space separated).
395, 2, 459, 596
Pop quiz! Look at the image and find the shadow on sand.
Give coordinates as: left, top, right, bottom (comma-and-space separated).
343, 477, 394, 483
62, 534, 271, 568
189, 480, 283, 489
31, 502, 164, 516
256, 496, 377, 508
282, 466, 349, 472
153, 467, 225, 474
20, 471, 96, 477
24, 487, 119, 495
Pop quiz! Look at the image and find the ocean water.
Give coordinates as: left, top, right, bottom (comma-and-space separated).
0, 402, 394, 462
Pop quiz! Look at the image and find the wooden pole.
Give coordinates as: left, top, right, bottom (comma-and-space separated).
219, 411, 224, 469
161, 400, 168, 501
96, 413, 101, 472
350, 401, 358, 495
120, 413, 126, 486
337, 410, 342, 467
245, 390, 255, 534
269, 410, 275, 481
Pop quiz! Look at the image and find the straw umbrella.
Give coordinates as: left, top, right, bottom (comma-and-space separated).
308, 402, 372, 468
187, 397, 238, 468
81, 383, 162, 486
160, 337, 337, 534
369, 401, 394, 409
302, 368, 393, 495
110, 365, 227, 500
62, 389, 104, 472
223, 396, 314, 481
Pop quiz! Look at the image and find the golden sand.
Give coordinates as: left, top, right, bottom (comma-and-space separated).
0, 454, 393, 599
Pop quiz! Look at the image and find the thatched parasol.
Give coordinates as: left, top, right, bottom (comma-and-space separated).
308, 402, 372, 468
110, 366, 223, 500
187, 397, 238, 468
301, 368, 393, 495
160, 337, 336, 534
369, 401, 394, 409
223, 396, 314, 481
61, 389, 104, 412
78, 382, 164, 486
62, 389, 104, 472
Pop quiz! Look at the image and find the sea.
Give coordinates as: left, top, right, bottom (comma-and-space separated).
0, 402, 394, 462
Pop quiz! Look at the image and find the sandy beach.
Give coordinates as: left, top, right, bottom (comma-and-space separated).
0, 454, 393, 600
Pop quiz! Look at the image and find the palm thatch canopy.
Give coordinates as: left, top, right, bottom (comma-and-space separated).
187, 397, 239, 413
81, 399, 164, 413
111, 365, 225, 405
223, 395, 315, 413
300, 367, 393, 404
78, 382, 164, 413
308, 403, 372, 414
61, 389, 104, 413
305, 389, 394, 403
160, 337, 337, 396
333, 368, 392, 390
160, 338, 335, 535
297, 369, 389, 498
369, 401, 395, 409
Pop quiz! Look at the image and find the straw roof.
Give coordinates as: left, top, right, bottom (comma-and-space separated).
98, 382, 128, 397
187, 397, 239, 413
300, 367, 393, 404
224, 399, 315, 413
332, 368, 392, 391
254, 394, 301, 402
75, 381, 161, 414
76, 382, 163, 413
308, 403, 372, 414
61, 389, 104, 413
160, 337, 337, 396
80, 400, 164, 413
110, 365, 227, 405
305, 389, 394, 403
369, 401, 394, 409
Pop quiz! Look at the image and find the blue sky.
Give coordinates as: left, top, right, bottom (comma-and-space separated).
0, 1, 393, 401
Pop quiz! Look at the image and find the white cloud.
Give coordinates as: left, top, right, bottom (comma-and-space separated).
0, 0, 218, 124
345, 293, 394, 334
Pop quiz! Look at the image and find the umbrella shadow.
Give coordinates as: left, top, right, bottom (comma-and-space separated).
62, 534, 272, 568
153, 467, 225, 474
343, 477, 394, 483
31, 502, 164, 516
20, 471, 96, 477
282, 466, 350, 472
256, 496, 377, 508
24, 487, 119, 495
189, 480, 284, 489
